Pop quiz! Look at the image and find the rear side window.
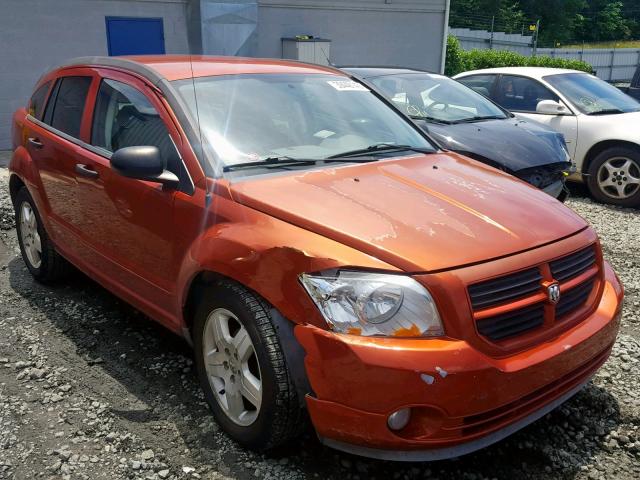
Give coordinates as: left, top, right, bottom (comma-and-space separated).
28, 82, 51, 120
47, 76, 92, 138
91, 78, 181, 175
457, 75, 497, 98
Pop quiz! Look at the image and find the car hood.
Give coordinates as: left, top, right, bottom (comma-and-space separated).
417, 117, 569, 172
228, 153, 587, 272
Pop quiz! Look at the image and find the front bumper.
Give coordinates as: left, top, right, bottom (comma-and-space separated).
295, 263, 623, 461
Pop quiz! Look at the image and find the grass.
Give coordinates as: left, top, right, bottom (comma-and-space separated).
560, 40, 640, 49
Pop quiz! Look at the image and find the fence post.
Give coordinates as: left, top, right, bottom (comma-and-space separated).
489, 16, 495, 50
610, 47, 616, 82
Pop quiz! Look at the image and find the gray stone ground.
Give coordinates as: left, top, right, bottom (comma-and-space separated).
0, 155, 639, 480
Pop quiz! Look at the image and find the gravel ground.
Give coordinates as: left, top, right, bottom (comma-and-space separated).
0, 164, 639, 480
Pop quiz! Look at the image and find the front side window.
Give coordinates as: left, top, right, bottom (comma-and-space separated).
29, 82, 51, 120
48, 76, 92, 137
544, 73, 640, 115
91, 78, 181, 175
369, 73, 507, 123
172, 73, 434, 168
496, 75, 559, 113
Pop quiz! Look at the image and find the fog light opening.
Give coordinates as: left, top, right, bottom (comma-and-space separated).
387, 408, 411, 431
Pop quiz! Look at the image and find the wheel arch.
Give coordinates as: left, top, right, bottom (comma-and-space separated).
582, 140, 640, 175
182, 269, 313, 408
9, 173, 26, 205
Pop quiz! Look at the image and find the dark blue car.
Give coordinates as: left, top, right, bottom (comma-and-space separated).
343, 67, 573, 200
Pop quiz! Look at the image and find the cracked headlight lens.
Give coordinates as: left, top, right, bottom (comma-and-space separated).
300, 271, 444, 337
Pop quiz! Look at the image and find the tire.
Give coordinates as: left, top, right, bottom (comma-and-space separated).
586, 146, 640, 207
193, 280, 304, 451
14, 187, 71, 282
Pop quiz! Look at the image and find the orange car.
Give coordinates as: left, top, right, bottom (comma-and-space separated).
9, 56, 623, 461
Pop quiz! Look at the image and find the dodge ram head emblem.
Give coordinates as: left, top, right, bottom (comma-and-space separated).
547, 282, 561, 304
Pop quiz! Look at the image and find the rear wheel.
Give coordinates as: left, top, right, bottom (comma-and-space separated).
14, 187, 71, 282
193, 280, 304, 450
587, 146, 640, 207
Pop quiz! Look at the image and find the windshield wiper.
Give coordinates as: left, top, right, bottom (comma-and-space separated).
223, 156, 378, 172
588, 108, 625, 115
450, 115, 505, 124
327, 143, 432, 159
409, 115, 452, 125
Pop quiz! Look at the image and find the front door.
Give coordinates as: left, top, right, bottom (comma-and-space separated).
495, 74, 579, 158
77, 72, 187, 319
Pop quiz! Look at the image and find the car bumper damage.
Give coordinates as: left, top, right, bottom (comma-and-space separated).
295, 264, 623, 461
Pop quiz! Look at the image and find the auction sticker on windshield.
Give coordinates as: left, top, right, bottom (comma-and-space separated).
327, 80, 369, 91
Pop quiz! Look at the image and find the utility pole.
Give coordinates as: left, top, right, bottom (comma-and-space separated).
532, 19, 540, 56
490, 16, 495, 50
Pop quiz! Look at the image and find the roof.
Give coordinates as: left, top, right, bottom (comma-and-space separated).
341, 66, 438, 79
454, 67, 587, 80
108, 55, 341, 81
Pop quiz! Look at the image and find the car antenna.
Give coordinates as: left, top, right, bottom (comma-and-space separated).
189, 55, 213, 207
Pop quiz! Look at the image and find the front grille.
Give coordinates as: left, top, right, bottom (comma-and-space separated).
468, 268, 542, 310
556, 280, 595, 318
550, 246, 596, 282
468, 244, 600, 344
476, 303, 545, 341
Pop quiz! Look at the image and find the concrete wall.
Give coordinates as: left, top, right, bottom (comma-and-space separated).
256, 0, 449, 71
0, 0, 190, 149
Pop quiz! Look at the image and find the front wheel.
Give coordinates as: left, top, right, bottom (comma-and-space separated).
193, 281, 304, 450
587, 146, 640, 207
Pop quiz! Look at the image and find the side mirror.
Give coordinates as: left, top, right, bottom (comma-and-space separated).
111, 146, 179, 188
536, 100, 571, 116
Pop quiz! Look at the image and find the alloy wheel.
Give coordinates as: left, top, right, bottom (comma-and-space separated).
202, 308, 262, 426
19, 201, 42, 269
597, 156, 640, 200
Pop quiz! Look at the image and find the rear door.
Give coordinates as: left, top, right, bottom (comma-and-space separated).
25, 71, 96, 250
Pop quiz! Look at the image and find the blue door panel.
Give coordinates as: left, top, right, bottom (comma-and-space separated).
106, 17, 165, 56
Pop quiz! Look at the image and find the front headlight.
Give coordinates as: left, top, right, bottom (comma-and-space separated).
300, 271, 444, 337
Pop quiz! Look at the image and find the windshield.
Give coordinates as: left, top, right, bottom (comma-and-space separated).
367, 73, 507, 123
544, 73, 640, 115
172, 73, 435, 168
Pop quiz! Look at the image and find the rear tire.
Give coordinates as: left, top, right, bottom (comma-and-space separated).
193, 280, 304, 451
586, 146, 640, 207
14, 187, 71, 283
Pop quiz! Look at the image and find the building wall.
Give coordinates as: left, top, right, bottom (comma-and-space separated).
256, 0, 449, 71
0, 0, 190, 149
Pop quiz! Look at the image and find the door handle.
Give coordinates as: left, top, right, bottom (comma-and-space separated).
75, 164, 99, 179
28, 137, 43, 149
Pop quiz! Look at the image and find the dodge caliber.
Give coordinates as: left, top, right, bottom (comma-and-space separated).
10, 56, 623, 461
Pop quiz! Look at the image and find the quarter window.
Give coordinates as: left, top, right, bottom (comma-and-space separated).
91, 79, 181, 176
48, 76, 92, 138
29, 82, 52, 120
496, 75, 559, 113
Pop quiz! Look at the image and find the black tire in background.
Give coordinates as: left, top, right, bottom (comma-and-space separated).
587, 146, 640, 207
193, 280, 305, 451
13, 187, 71, 282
